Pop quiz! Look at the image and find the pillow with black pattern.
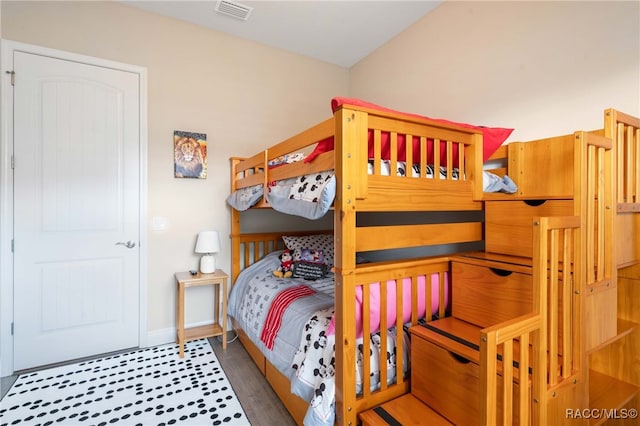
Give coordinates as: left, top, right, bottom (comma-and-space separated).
283, 234, 334, 268
292, 248, 328, 280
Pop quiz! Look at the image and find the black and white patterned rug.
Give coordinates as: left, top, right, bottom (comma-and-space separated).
0, 339, 250, 426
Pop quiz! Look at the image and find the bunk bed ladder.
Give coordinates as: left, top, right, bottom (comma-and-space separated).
480, 216, 581, 425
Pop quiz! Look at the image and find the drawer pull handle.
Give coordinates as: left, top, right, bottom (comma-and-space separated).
524, 199, 547, 207
489, 267, 513, 277
449, 352, 471, 364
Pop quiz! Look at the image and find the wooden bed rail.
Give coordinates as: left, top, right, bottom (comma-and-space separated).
230, 105, 484, 212
335, 256, 451, 425
480, 216, 580, 426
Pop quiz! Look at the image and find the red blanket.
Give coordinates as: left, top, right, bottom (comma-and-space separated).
260, 285, 317, 350
304, 97, 513, 166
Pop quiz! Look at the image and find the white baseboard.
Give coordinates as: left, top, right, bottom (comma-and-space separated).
144, 327, 177, 348
144, 319, 220, 348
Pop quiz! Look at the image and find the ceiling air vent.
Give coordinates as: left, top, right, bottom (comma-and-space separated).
215, 0, 253, 21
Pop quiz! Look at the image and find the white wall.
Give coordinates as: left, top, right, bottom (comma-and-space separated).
0, 1, 348, 361
350, 1, 640, 142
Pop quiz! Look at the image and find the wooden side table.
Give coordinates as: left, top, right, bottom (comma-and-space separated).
175, 269, 228, 358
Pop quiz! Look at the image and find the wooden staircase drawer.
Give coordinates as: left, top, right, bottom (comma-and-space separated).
452, 260, 532, 328
412, 336, 480, 426
485, 199, 574, 258
412, 336, 525, 425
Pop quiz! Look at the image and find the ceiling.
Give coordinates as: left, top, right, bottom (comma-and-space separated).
122, 1, 443, 68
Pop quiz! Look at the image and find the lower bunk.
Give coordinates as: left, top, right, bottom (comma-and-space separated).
228, 231, 451, 425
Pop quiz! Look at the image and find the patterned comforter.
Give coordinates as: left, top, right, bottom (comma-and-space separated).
227, 251, 334, 378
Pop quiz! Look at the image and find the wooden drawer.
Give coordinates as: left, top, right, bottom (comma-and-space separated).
411, 335, 524, 425
412, 335, 480, 426
452, 258, 532, 328
485, 199, 574, 258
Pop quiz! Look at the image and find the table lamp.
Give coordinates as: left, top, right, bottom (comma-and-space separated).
195, 231, 221, 273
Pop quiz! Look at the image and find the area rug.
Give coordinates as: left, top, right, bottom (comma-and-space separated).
0, 339, 250, 425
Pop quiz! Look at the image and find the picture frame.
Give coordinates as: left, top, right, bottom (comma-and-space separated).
174, 130, 207, 179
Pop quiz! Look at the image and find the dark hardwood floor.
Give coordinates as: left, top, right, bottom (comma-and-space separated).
209, 333, 297, 426
0, 370, 16, 400
1, 334, 297, 426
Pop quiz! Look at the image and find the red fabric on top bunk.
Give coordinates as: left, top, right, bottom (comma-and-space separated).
303, 97, 513, 165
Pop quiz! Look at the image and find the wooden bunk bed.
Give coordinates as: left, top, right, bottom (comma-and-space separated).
227, 98, 512, 425
227, 100, 640, 425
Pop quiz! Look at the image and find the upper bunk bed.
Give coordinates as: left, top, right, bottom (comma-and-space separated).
229, 97, 515, 220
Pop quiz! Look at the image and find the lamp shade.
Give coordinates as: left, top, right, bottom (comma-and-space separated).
195, 231, 221, 254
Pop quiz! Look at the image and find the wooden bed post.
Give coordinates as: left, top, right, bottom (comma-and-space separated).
229, 157, 242, 283
470, 132, 484, 201
333, 106, 367, 426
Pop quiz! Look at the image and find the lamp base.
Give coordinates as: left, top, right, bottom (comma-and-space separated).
199, 255, 216, 274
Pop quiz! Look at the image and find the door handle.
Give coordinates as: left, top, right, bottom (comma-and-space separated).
115, 240, 136, 249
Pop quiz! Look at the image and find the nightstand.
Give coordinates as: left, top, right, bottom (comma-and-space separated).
175, 269, 228, 358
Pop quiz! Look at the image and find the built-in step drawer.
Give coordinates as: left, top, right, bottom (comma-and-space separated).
411, 323, 525, 425
485, 199, 574, 258
452, 256, 532, 328
359, 394, 452, 426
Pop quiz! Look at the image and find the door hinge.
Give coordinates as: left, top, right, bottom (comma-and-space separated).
11, 154, 15, 169
11, 322, 14, 335
11, 239, 14, 253
5, 70, 15, 86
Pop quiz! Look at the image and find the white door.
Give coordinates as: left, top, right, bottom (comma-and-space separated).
12, 51, 141, 370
